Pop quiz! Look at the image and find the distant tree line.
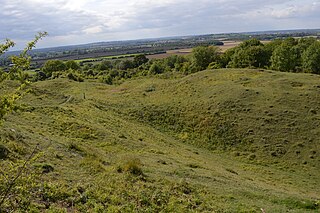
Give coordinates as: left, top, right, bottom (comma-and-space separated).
192, 37, 320, 74
223, 37, 320, 73
32, 37, 320, 84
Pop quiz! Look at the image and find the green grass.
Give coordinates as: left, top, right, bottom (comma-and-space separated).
0, 68, 319, 212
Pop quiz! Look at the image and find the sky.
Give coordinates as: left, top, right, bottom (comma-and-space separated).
0, 0, 319, 49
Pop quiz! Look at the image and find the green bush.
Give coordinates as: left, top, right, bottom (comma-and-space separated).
51, 71, 63, 79
192, 46, 219, 70
0, 158, 42, 211
34, 163, 54, 174
99, 75, 113, 85
0, 144, 9, 159
42, 60, 66, 77
67, 72, 84, 82
67, 143, 82, 152
121, 158, 144, 176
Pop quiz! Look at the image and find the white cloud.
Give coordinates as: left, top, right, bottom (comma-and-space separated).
0, 0, 319, 49
83, 26, 104, 34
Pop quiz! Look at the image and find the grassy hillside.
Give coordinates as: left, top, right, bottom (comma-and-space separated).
106, 69, 320, 168
0, 69, 319, 212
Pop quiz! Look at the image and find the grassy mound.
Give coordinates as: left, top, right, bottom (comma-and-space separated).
104, 69, 320, 168
0, 69, 319, 212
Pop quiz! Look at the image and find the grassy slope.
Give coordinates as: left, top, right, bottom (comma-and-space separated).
1, 69, 319, 212
109, 69, 320, 168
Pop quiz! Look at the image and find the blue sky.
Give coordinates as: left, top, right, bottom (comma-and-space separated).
1, 0, 319, 49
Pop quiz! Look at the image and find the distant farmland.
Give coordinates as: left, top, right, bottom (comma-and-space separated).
32, 40, 268, 65
147, 40, 248, 59
219, 40, 242, 52
69, 43, 239, 62
147, 48, 193, 59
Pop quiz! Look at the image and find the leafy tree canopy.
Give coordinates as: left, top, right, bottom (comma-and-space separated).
302, 41, 320, 74
41, 60, 66, 76
0, 32, 47, 121
192, 46, 219, 70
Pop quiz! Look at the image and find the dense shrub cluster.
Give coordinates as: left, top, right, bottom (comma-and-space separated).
224, 37, 320, 73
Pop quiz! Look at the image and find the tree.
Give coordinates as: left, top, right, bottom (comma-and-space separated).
0, 32, 47, 211
192, 46, 219, 70
41, 60, 66, 77
164, 55, 187, 69
263, 39, 283, 67
118, 59, 134, 70
0, 39, 15, 55
221, 48, 237, 68
229, 46, 268, 68
302, 41, 320, 74
149, 61, 167, 74
65, 60, 80, 70
238, 38, 263, 49
297, 37, 317, 52
95, 60, 112, 71
228, 39, 269, 68
271, 42, 299, 72
0, 32, 47, 120
133, 54, 149, 67
282, 37, 298, 47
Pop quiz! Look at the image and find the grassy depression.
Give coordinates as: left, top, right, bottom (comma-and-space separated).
0, 68, 319, 212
